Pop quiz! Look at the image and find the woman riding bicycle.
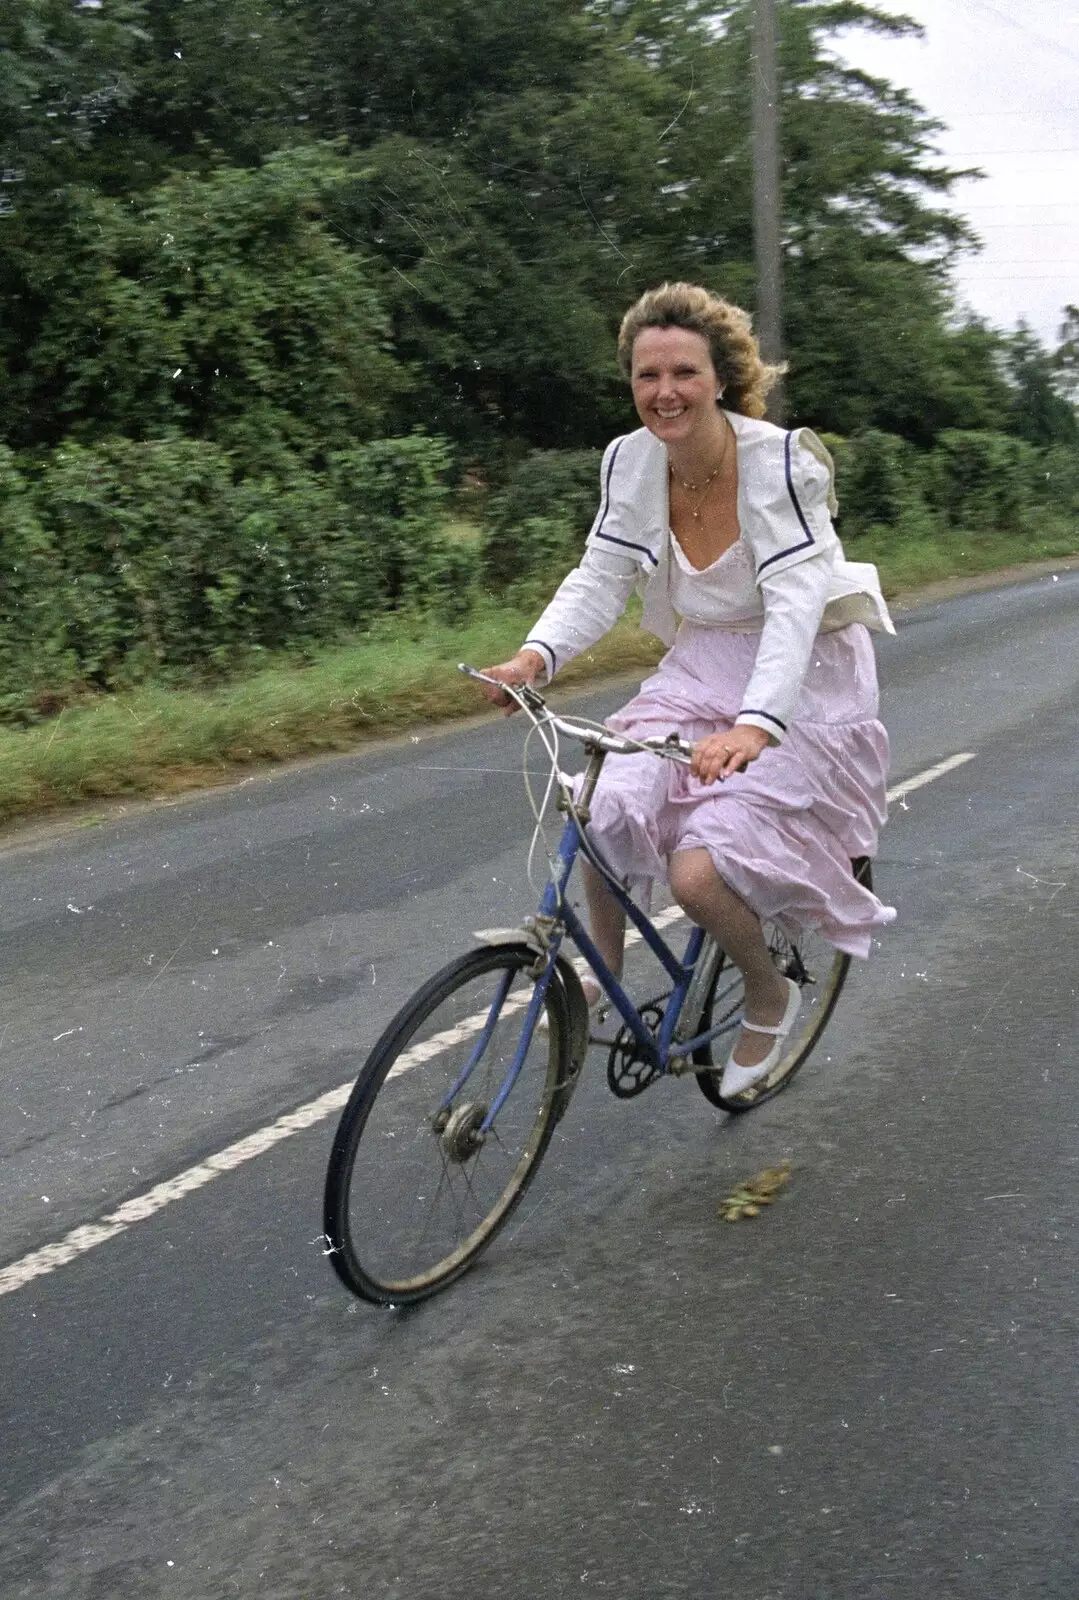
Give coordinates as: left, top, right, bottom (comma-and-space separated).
479, 282, 896, 1100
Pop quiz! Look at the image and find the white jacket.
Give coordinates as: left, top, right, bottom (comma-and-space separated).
522, 412, 894, 742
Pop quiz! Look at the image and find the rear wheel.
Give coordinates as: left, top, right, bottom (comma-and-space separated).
323, 944, 571, 1305
693, 860, 871, 1113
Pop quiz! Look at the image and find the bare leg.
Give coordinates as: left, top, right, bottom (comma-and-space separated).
580, 858, 626, 1003
668, 847, 789, 1068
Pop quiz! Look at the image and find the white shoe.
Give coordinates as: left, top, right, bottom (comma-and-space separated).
588, 1000, 622, 1045
719, 978, 801, 1099
579, 978, 622, 1044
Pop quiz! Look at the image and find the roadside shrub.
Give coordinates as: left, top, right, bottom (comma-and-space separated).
228, 468, 383, 651
828, 427, 1077, 545
406, 539, 482, 622
494, 515, 581, 604
326, 433, 455, 609
828, 430, 921, 532
0, 448, 77, 719
926, 430, 1041, 533
8, 148, 407, 458
31, 437, 253, 682
1037, 444, 1079, 519
480, 448, 601, 591
1, 430, 463, 709
2, 430, 459, 714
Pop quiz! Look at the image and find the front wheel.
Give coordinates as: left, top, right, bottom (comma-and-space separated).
323, 944, 572, 1306
693, 860, 872, 1113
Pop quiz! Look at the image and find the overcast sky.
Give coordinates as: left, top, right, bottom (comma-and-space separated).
836, 0, 1079, 346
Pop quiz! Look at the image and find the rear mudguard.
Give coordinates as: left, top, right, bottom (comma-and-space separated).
472, 927, 588, 1119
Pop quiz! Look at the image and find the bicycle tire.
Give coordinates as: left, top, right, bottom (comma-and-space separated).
323, 943, 572, 1306
693, 860, 872, 1113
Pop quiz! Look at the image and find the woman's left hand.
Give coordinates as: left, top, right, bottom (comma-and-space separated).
692, 726, 772, 784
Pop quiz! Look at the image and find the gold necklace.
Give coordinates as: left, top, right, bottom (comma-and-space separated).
669, 423, 731, 523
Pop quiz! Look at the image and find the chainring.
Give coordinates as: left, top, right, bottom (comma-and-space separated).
605, 1000, 668, 1099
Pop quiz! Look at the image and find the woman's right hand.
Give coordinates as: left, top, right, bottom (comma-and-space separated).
476, 649, 547, 714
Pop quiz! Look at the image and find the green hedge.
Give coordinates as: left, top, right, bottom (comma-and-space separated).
480, 448, 602, 594
0, 432, 471, 720
0, 448, 79, 718
831, 427, 1077, 541
3, 425, 1076, 724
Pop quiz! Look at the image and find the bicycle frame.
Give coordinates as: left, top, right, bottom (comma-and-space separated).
462, 740, 742, 1137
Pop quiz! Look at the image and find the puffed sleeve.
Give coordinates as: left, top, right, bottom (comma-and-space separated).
750, 428, 840, 587
736, 429, 841, 739
798, 428, 839, 518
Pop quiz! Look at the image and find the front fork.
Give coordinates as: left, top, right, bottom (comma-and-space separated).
466, 756, 609, 1136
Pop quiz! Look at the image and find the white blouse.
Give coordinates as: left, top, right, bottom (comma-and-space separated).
667, 532, 763, 626
664, 531, 839, 741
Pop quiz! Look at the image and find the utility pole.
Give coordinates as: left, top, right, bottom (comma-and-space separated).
751, 0, 784, 422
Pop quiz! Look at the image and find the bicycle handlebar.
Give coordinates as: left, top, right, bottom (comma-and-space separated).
458, 664, 695, 765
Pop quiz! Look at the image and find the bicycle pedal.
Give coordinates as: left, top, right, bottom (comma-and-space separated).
666, 1054, 699, 1078
588, 1005, 621, 1045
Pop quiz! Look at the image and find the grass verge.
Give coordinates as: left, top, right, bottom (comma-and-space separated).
1, 525, 1077, 830
0, 605, 664, 827
858, 520, 1079, 593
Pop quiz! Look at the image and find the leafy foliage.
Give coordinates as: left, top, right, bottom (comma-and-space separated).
924, 430, 1042, 535
0, 0, 1075, 721
0, 447, 76, 718
827, 428, 923, 533
1052, 305, 1079, 405
481, 449, 602, 591
1, 147, 405, 458
0, 433, 459, 718
0, 0, 149, 182
1004, 323, 1079, 449
832, 427, 1076, 544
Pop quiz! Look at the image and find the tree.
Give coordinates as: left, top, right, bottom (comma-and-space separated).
1, 145, 406, 460
0, 0, 149, 189
1051, 304, 1079, 406
101, 0, 315, 183
0, 0, 1048, 456
1005, 322, 1078, 448
311, 0, 1008, 446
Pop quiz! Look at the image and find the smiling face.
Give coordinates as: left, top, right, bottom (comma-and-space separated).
629, 325, 722, 447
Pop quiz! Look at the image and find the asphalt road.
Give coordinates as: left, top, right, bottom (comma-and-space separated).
1, 569, 1078, 1598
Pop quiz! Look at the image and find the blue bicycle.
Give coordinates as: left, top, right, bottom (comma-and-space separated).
323, 669, 869, 1305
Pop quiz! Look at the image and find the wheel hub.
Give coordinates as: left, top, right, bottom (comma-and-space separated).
435, 1101, 487, 1162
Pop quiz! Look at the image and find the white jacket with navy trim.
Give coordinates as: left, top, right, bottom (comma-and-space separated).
522, 412, 894, 743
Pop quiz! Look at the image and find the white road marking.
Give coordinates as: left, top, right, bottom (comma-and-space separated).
0, 750, 977, 1299
887, 751, 976, 804
0, 1088, 354, 1298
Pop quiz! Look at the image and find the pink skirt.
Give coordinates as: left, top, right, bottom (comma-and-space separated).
585, 624, 896, 958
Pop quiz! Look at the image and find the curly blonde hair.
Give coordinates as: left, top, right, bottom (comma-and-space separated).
617, 283, 784, 419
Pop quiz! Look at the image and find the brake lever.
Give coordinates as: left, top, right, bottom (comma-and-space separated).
457, 663, 505, 689
516, 683, 547, 713
661, 731, 695, 763
458, 663, 548, 715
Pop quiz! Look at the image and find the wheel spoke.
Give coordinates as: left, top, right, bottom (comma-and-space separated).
693, 900, 856, 1113
324, 946, 569, 1304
